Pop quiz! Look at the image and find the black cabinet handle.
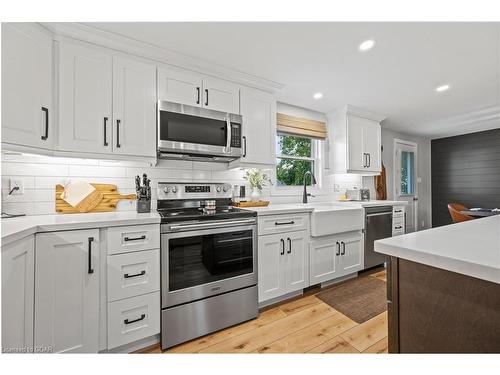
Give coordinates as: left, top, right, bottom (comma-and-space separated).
287, 237, 292, 254
41, 107, 49, 140
275, 221, 295, 226
124, 270, 146, 279
242, 136, 247, 157
124, 314, 146, 325
196, 87, 200, 104
88, 237, 94, 274
341, 241, 346, 255
103, 117, 109, 146
280, 239, 285, 255
395, 226, 403, 230
367, 153, 371, 167
205, 89, 209, 106
362, 153, 367, 168
335, 242, 340, 256
116, 119, 121, 148
124, 235, 146, 242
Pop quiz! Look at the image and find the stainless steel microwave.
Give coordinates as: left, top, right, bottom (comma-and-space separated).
157, 101, 244, 162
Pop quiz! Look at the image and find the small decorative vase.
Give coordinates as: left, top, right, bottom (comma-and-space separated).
250, 188, 261, 202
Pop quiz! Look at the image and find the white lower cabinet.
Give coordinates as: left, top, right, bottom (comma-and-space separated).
258, 228, 309, 303
34, 229, 100, 353
310, 231, 363, 285
1, 236, 35, 352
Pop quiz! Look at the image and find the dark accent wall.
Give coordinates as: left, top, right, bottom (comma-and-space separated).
431, 128, 500, 227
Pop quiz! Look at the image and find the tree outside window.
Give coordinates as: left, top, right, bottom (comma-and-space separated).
276, 134, 316, 186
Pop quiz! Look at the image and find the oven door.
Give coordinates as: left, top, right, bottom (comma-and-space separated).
157, 101, 242, 158
161, 223, 257, 308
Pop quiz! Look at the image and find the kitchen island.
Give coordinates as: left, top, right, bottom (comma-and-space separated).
375, 215, 500, 353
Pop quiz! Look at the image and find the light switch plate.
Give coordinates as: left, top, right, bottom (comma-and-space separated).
9, 178, 24, 194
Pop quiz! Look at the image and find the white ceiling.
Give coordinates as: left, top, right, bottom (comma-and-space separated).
86, 22, 500, 138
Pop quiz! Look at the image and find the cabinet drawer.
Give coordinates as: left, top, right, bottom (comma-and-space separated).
392, 206, 405, 218
107, 249, 160, 302
107, 224, 159, 255
393, 217, 405, 236
107, 291, 160, 349
258, 213, 309, 236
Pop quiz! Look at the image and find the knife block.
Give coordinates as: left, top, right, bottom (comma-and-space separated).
136, 198, 151, 213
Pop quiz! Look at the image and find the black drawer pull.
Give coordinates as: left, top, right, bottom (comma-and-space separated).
275, 221, 295, 226
395, 226, 403, 230
124, 235, 146, 242
124, 270, 146, 279
124, 314, 146, 325
394, 210, 402, 213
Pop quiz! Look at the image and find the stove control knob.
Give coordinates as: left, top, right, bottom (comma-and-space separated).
222, 185, 230, 192
163, 186, 170, 194
171, 186, 178, 193
216, 186, 222, 192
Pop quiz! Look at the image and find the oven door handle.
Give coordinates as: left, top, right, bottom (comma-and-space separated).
168, 218, 256, 231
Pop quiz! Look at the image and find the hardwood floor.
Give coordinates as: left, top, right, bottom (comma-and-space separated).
140, 269, 388, 354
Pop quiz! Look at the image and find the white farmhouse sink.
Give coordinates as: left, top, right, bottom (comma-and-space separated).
306, 203, 364, 237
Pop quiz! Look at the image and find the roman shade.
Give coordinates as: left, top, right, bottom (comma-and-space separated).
276, 113, 327, 139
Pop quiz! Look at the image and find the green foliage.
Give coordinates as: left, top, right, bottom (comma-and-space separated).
276, 135, 313, 186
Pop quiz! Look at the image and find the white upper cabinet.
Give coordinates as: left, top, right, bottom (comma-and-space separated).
158, 66, 240, 114
1, 23, 53, 150
202, 77, 240, 114
58, 41, 113, 154
232, 87, 277, 167
34, 229, 100, 353
1, 236, 35, 351
328, 105, 384, 175
157, 66, 202, 107
112, 56, 157, 157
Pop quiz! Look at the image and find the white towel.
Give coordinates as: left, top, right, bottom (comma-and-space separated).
60, 180, 95, 207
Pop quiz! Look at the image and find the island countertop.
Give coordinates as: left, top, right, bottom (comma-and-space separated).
375, 215, 500, 284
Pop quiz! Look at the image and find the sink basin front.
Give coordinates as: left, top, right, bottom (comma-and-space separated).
309, 204, 364, 237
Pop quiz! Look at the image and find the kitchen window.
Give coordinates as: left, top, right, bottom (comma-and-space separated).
276, 134, 318, 186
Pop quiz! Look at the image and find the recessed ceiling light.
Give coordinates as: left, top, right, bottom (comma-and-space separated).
313, 92, 323, 100
358, 39, 375, 52
435, 84, 450, 93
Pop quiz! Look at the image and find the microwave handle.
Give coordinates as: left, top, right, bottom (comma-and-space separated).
226, 117, 232, 150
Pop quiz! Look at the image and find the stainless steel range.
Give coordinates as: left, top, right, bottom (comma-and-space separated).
158, 182, 258, 350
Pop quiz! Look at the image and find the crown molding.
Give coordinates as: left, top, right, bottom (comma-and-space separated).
424, 105, 500, 139
39, 22, 284, 93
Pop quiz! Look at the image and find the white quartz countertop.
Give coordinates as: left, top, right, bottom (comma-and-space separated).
1, 211, 160, 246
375, 215, 500, 284
248, 200, 407, 216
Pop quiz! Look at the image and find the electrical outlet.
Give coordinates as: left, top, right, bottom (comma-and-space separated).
9, 178, 24, 194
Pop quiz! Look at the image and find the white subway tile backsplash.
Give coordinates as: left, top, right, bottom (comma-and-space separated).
2, 163, 69, 176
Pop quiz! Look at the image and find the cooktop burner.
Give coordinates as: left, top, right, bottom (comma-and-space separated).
157, 206, 256, 223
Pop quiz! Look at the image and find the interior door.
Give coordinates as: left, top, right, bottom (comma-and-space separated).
257, 233, 286, 302
202, 77, 240, 114
34, 229, 100, 353
112, 56, 156, 157
395, 140, 418, 232
58, 41, 113, 154
1, 23, 53, 149
157, 67, 202, 107
285, 230, 309, 293
239, 88, 276, 165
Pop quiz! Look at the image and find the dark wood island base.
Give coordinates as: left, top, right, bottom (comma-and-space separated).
387, 257, 500, 353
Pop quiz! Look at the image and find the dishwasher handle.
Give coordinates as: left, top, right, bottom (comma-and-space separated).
366, 212, 393, 218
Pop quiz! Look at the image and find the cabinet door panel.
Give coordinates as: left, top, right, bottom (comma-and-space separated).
112, 56, 156, 157
257, 233, 286, 302
1, 236, 35, 351
58, 42, 112, 154
239, 88, 276, 165
347, 114, 366, 171
363, 120, 382, 172
339, 234, 363, 275
34, 229, 100, 353
1, 23, 53, 149
202, 77, 240, 114
285, 230, 309, 293
157, 67, 202, 106
310, 236, 338, 285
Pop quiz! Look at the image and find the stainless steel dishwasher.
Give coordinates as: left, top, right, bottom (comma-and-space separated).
364, 206, 393, 269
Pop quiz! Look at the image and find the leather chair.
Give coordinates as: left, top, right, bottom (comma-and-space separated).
447, 203, 474, 223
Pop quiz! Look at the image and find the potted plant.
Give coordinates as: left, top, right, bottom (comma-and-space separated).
244, 168, 272, 201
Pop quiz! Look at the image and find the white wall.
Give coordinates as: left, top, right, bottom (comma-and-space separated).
362, 128, 432, 230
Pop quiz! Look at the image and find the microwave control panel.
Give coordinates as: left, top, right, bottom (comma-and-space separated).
230, 123, 241, 148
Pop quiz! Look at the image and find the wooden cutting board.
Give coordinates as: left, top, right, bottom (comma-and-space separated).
55, 183, 136, 213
